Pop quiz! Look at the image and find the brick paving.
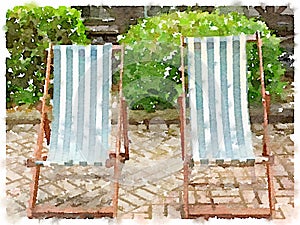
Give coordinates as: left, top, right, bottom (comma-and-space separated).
6, 120, 294, 221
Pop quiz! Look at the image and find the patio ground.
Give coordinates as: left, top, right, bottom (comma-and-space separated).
6, 116, 294, 222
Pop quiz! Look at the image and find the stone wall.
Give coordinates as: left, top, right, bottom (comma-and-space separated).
71, 5, 294, 79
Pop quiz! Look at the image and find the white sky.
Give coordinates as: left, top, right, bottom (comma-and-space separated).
0, 0, 299, 225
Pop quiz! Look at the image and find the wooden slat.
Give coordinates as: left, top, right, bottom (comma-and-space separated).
182, 34, 257, 44
112, 45, 122, 50
246, 34, 257, 41
188, 205, 271, 219
30, 205, 113, 219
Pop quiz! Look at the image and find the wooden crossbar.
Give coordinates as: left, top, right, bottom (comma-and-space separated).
29, 206, 113, 219
188, 205, 271, 219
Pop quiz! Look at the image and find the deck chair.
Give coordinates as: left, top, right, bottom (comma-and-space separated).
179, 32, 275, 219
26, 43, 129, 218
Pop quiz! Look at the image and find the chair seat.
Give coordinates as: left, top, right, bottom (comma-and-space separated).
48, 44, 113, 165
186, 35, 254, 161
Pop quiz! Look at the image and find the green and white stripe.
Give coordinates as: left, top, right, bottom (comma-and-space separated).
186, 35, 254, 161
49, 44, 112, 165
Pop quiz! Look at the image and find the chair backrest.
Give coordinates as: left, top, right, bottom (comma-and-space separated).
48, 44, 112, 165
186, 35, 254, 162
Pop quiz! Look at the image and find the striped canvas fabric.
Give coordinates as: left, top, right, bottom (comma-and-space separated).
48, 44, 112, 165
186, 35, 254, 162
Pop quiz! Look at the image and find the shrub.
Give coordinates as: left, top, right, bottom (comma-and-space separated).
118, 10, 286, 111
6, 5, 90, 108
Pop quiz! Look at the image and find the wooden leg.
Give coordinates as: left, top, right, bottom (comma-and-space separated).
183, 160, 189, 218
178, 96, 185, 161
28, 166, 41, 218
113, 175, 119, 218
28, 108, 45, 217
122, 99, 129, 160
113, 121, 121, 218
266, 159, 275, 218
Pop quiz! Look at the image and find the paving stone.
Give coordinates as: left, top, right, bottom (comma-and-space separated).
79, 189, 104, 200
231, 167, 249, 178
118, 212, 134, 219
166, 205, 181, 219
20, 168, 34, 180
134, 188, 156, 200
279, 204, 295, 220
167, 190, 181, 198
276, 189, 294, 197
253, 164, 268, 177
6, 130, 20, 141
195, 191, 211, 203
6, 117, 294, 220
213, 196, 243, 204
191, 176, 208, 185
211, 189, 240, 197
6, 177, 12, 183
121, 192, 146, 207
144, 183, 166, 195
6, 168, 23, 180
6, 197, 26, 215
150, 204, 166, 218
273, 164, 289, 176
256, 190, 270, 207
276, 197, 293, 207
283, 145, 294, 155
40, 183, 66, 196
278, 176, 294, 190
131, 205, 149, 213
6, 187, 22, 197
251, 124, 274, 133
158, 178, 181, 192
51, 179, 77, 191
274, 177, 284, 190
275, 123, 294, 131
241, 190, 255, 203
133, 212, 150, 219
164, 196, 179, 205
187, 191, 196, 204
128, 125, 139, 131
83, 194, 111, 208
36, 188, 53, 203
118, 197, 138, 212
274, 209, 285, 219
251, 124, 264, 132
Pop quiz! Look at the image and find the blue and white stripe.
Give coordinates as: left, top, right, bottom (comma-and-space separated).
186, 35, 254, 162
49, 44, 113, 165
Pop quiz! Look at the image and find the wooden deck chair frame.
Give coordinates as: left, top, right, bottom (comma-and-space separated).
26, 43, 128, 218
179, 31, 275, 219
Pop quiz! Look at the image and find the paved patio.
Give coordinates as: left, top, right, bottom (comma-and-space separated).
6, 113, 294, 222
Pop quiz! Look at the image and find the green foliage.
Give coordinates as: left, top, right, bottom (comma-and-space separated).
120, 62, 181, 112
119, 10, 286, 111
6, 5, 90, 108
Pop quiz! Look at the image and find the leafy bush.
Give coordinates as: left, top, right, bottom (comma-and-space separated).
6, 5, 90, 108
120, 61, 181, 112
118, 10, 286, 111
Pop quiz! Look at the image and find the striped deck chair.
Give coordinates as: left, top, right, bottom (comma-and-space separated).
27, 43, 128, 218
179, 32, 275, 219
